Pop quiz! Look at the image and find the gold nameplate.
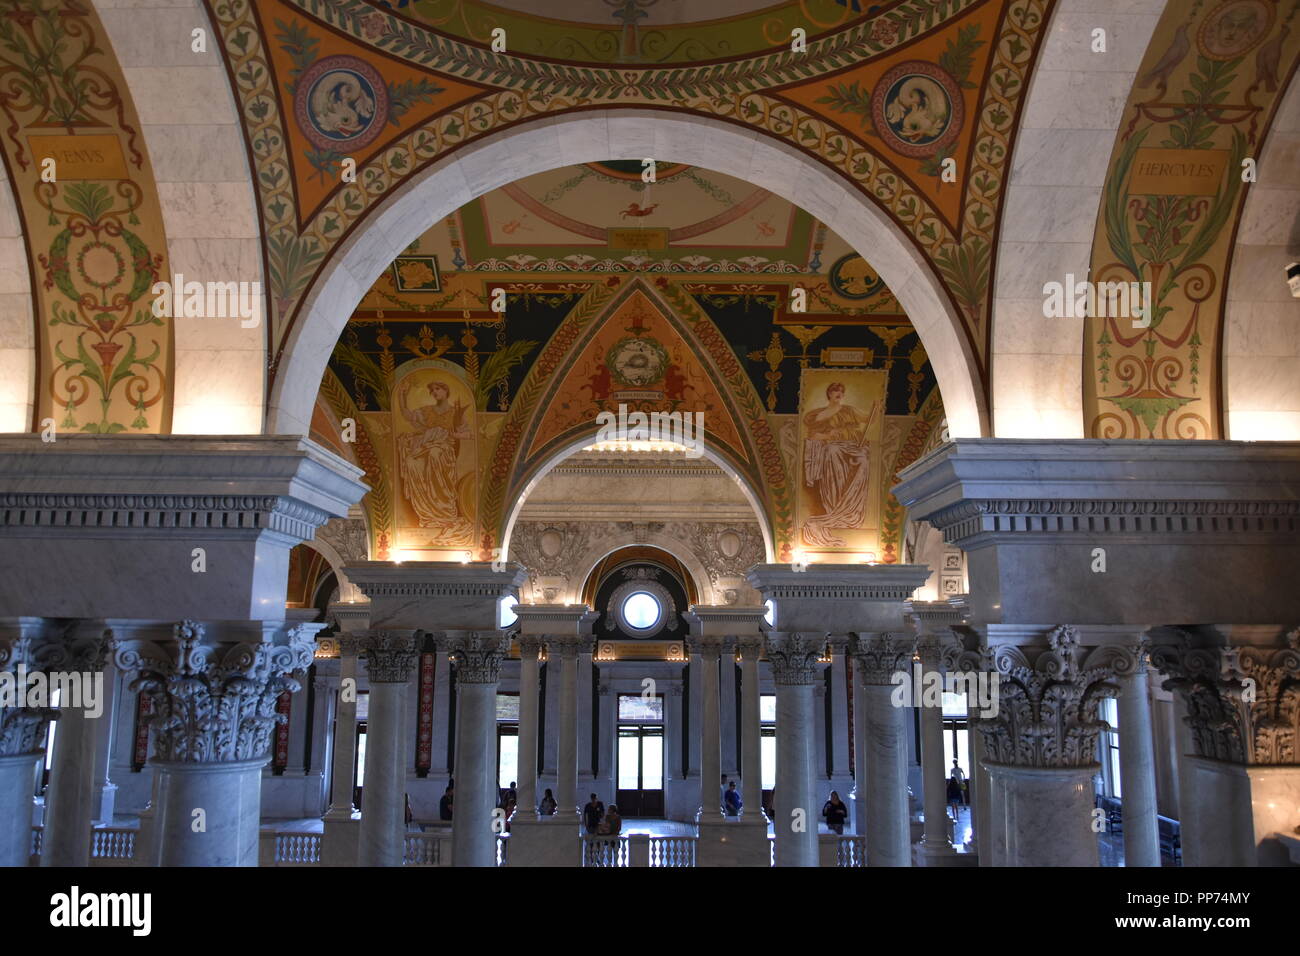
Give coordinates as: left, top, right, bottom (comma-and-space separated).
28, 134, 130, 181
608, 228, 668, 251
1128, 148, 1230, 196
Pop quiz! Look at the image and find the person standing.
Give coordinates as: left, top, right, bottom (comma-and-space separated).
947, 759, 967, 819
822, 790, 849, 834
583, 793, 605, 833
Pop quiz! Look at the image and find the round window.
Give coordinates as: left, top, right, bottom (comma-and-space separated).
622, 591, 661, 630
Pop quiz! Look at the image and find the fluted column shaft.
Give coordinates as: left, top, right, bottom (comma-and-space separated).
1117, 666, 1161, 867
516, 637, 541, 815
698, 643, 723, 820
767, 633, 821, 867
855, 634, 914, 867
445, 631, 506, 867
358, 634, 416, 867
555, 641, 580, 817
916, 640, 954, 857
738, 638, 763, 819
327, 639, 361, 817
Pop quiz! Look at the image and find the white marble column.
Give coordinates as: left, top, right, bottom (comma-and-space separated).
121, 620, 318, 866
694, 638, 725, 820
855, 634, 914, 867
445, 631, 507, 867
553, 638, 580, 819
738, 636, 764, 820
720, 649, 739, 779
357, 632, 416, 867
851, 658, 867, 835
967, 696, 989, 858
516, 636, 542, 815
1171, 691, 1200, 867
1117, 659, 1161, 867
915, 636, 955, 862
767, 632, 822, 867
41, 623, 114, 867
977, 626, 1111, 867
90, 662, 120, 824
0, 752, 42, 866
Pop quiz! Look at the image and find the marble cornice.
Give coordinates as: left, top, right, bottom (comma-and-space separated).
0, 436, 366, 541
745, 564, 930, 601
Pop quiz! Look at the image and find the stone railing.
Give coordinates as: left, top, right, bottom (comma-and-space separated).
404, 831, 446, 866
648, 835, 695, 867
90, 827, 138, 864
497, 833, 509, 867
31, 825, 42, 862
835, 835, 866, 867
582, 834, 628, 867
274, 832, 322, 865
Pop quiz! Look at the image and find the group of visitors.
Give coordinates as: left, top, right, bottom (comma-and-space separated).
583, 793, 623, 835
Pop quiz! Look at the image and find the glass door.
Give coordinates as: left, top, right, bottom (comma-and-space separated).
616, 724, 664, 817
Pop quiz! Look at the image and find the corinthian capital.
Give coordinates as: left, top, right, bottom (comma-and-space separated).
851, 632, 915, 686
1150, 628, 1300, 766
977, 625, 1119, 769
122, 620, 317, 765
765, 632, 824, 685
440, 631, 508, 684
359, 631, 418, 683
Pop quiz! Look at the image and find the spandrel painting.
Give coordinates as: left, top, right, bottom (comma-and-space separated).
797, 368, 888, 557
393, 363, 478, 550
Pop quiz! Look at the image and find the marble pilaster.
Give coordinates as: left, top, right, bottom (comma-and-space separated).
765, 631, 823, 868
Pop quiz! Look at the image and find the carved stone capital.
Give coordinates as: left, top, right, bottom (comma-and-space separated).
517, 634, 545, 658
440, 631, 508, 684
976, 625, 1118, 769
359, 631, 418, 683
736, 635, 765, 660
687, 634, 734, 660
335, 634, 364, 658
1150, 628, 1300, 765
765, 632, 825, 685
119, 620, 318, 765
851, 632, 916, 685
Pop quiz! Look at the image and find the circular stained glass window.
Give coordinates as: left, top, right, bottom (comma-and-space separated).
622, 591, 661, 631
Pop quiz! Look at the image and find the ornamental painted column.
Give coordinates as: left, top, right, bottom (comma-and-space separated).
1150, 626, 1300, 866
853, 632, 916, 867
977, 626, 1118, 867
442, 630, 508, 867
766, 632, 823, 868
738, 635, 765, 821
117, 620, 318, 867
0, 622, 57, 867
1108, 642, 1161, 868
41, 622, 115, 867
516, 635, 543, 816
914, 632, 956, 862
357, 631, 416, 867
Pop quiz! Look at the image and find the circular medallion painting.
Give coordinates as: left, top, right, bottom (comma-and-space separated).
1197, 0, 1274, 61
871, 61, 964, 159
829, 253, 886, 299
606, 336, 669, 388
294, 56, 389, 152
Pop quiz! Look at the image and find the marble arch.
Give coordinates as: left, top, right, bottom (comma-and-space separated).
268, 110, 986, 441
498, 426, 777, 582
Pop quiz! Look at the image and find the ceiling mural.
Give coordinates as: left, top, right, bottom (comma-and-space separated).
312, 163, 943, 564
0, 0, 174, 433
205, 0, 1057, 410
1084, 0, 1300, 439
